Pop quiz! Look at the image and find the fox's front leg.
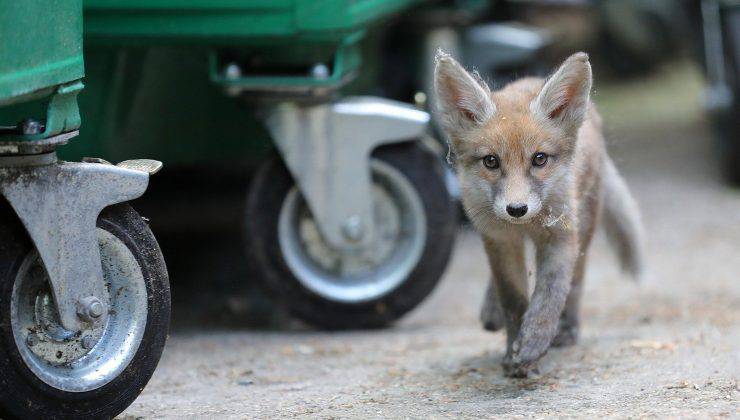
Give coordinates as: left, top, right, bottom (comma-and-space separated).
510, 231, 577, 370
482, 235, 529, 375
480, 277, 505, 331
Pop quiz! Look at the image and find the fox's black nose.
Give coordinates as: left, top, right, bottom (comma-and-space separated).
506, 203, 528, 218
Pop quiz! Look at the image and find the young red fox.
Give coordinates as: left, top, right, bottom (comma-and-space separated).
434, 51, 645, 377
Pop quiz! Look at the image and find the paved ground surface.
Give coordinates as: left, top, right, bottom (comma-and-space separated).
120, 63, 739, 418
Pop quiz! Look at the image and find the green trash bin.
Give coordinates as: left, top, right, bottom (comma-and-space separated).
0, 0, 84, 141
72, 0, 458, 330
0, 1, 83, 102
0, 2, 170, 418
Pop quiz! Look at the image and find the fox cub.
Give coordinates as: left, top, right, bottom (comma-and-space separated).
434, 52, 645, 377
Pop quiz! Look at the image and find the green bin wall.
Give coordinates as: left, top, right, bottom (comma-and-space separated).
0, 0, 84, 104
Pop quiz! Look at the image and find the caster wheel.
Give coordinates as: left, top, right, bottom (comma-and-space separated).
245, 142, 456, 329
0, 203, 170, 419
715, 103, 740, 185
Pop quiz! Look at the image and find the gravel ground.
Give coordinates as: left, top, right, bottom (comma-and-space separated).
120, 65, 740, 418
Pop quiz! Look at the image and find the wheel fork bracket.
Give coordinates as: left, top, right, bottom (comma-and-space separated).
262, 96, 430, 251
0, 152, 161, 332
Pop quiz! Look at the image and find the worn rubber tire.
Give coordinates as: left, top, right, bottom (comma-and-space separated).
0, 203, 170, 420
719, 8, 740, 185
245, 142, 457, 329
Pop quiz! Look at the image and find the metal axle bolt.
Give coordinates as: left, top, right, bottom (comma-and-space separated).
18, 118, 43, 135
89, 302, 104, 318
224, 62, 242, 80
342, 215, 365, 242
224, 62, 243, 97
310, 63, 330, 79
77, 296, 105, 322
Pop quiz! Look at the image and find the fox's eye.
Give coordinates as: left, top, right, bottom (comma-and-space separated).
482, 155, 499, 169
532, 152, 548, 167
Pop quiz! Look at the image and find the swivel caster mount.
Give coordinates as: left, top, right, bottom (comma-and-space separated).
0, 143, 170, 419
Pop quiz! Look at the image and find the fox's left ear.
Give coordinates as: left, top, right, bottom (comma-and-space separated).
531, 52, 592, 132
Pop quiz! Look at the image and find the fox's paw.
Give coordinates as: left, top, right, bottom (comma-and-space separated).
480, 300, 505, 332
551, 324, 579, 348
483, 320, 503, 332
511, 329, 551, 367
502, 354, 539, 378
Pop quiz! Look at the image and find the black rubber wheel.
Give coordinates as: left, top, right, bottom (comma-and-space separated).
715, 100, 740, 185
718, 7, 740, 185
0, 202, 170, 420
245, 142, 457, 329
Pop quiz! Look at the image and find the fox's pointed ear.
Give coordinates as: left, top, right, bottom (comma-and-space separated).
434, 50, 495, 133
531, 52, 592, 132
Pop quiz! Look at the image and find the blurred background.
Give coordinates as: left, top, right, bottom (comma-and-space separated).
1, 0, 738, 417
59, 0, 740, 415
74, 0, 736, 333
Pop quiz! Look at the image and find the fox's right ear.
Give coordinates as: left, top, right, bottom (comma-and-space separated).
434, 50, 495, 134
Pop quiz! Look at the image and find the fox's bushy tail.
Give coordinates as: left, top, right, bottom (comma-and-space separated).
602, 157, 646, 281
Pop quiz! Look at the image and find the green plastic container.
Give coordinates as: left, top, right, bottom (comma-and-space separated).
83, 0, 423, 44
82, 0, 425, 90
0, 0, 84, 140
0, 0, 84, 104
58, 0, 425, 163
